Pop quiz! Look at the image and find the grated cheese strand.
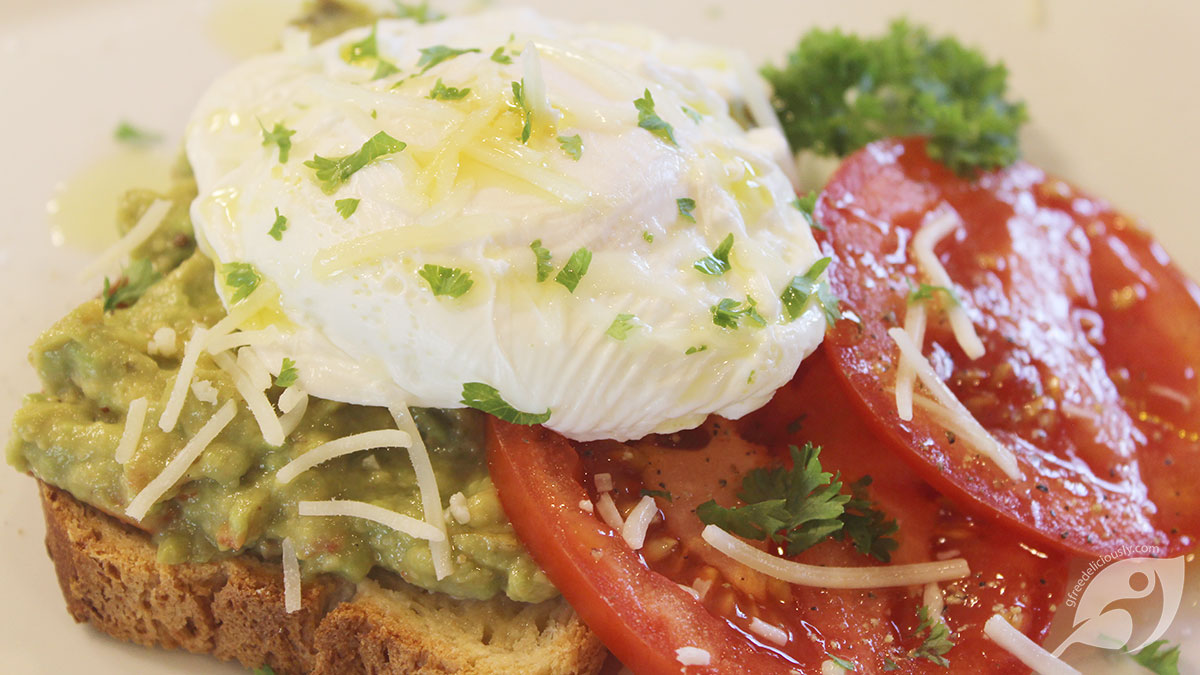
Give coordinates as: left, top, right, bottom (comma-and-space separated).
620, 495, 657, 550
596, 492, 624, 531
278, 385, 306, 414
213, 351, 285, 447
701, 525, 970, 588
127, 400, 237, 521
675, 647, 711, 667
923, 582, 945, 623
114, 397, 149, 465
276, 429, 412, 485
888, 327, 1021, 479
158, 326, 210, 433
748, 617, 789, 646
204, 327, 281, 355
206, 284, 279, 342
984, 615, 1080, 675
237, 347, 273, 392
912, 207, 986, 360
278, 389, 309, 438
389, 405, 454, 580
894, 302, 927, 421
298, 499, 446, 542
79, 199, 172, 281
282, 537, 301, 614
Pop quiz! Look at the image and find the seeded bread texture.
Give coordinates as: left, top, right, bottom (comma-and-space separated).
38, 482, 607, 674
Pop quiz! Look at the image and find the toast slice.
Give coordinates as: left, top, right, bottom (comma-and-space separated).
38, 481, 608, 674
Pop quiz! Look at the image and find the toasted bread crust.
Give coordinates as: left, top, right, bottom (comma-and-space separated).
38, 482, 607, 674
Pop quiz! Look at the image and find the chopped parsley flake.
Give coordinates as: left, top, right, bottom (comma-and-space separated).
490, 46, 513, 64
372, 59, 401, 80
640, 489, 673, 502
605, 313, 637, 340
346, 25, 379, 63
259, 121, 296, 163
267, 208, 288, 241
1129, 640, 1181, 675
222, 262, 262, 303
634, 89, 676, 145
791, 191, 825, 231
907, 282, 958, 305
113, 121, 161, 145
826, 655, 858, 672
681, 105, 703, 123
529, 239, 553, 282
335, 198, 360, 219
676, 197, 697, 222
252, 667, 277, 675
428, 78, 471, 100
417, 45, 480, 73
460, 382, 551, 425
557, 134, 583, 160
710, 297, 765, 330
642, 231, 654, 243
275, 358, 299, 388
685, 345, 707, 355
418, 264, 473, 298
102, 258, 160, 312
781, 257, 841, 327
554, 247, 592, 293
511, 79, 533, 143
304, 131, 406, 194
910, 606, 955, 667
694, 233, 734, 276
391, 1, 443, 23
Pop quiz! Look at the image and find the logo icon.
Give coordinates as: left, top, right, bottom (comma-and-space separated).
1051, 554, 1185, 657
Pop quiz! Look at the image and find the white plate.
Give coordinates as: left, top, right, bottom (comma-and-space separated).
1, 1, 1196, 673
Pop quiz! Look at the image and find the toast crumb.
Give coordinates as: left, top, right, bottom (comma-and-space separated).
38, 482, 607, 674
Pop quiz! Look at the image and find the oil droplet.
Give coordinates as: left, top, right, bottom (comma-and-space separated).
47, 148, 174, 252
207, 0, 306, 59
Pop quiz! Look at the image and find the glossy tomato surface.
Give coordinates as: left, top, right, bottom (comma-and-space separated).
816, 138, 1200, 558
489, 354, 1068, 673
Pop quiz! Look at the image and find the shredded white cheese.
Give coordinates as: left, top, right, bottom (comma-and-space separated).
675, 647, 711, 667
236, 347, 273, 392
389, 405, 453, 580
79, 199, 172, 281
205, 285, 278, 342
578, 499, 594, 513
748, 617, 789, 646
596, 492, 624, 531
984, 615, 1080, 675
911, 207, 986, 360
701, 525, 970, 588
191, 380, 219, 405
894, 301, 927, 421
113, 397, 148, 465
691, 577, 713, 600
204, 327, 281, 355
298, 500, 446, 542
448, 491, 471, 524
820, 659, 847, 675
213, 351, 285, 447
158, 325, 210, 433
923, 582, 945, 623
278, 389, 309, 438
282, 536, 301, 614
888, 328, 1021, 480
620, 495, 657, 550
276, 429, 412, 485
127, 400, 237, 521
278, 385, 306, 414
594, 473, 614, 493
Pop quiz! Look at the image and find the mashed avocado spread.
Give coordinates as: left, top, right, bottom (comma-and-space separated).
6, 177, 556, 604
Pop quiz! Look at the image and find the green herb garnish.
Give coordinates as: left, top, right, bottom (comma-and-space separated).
676, 197, 697, 223
791, 190, 824, 231
417, 45, 480, 73
558, 134, 583, 160
910, 606, 955, 667
490, 46, 513, 64
694, 233, 734, 276
710, 297, 765, 330
826, 655, 858, 672
267, 208, 288, 241
527, 240, 552, 282
907, 282, 958, 305
511, 79, 533, 143
346, 25, 379, 63
372, 59, 401, 80
681, 105, 703, 123
391, 1, 443, 23
304, 132, 406, 194
634, 89, 676, 146
1128, 640, 1181, 675
335, 198, 360, 219
275, 358, 299, 388
641, 489, 673, 502
606, 313, 637, 340
840, 476, 899, 561
685, 345, 707, 355
113, 121, 161, 145
554, 247, 592, 293
222, 262, 262, 303
764, 19, 1027, 176
642, 231, 654, 243
428, 78, 471, 100
102, 258, 160, 312
260, 121, 297, 164
418, 264, 473, 298
460, 382, 551, 425
781, 257, 840, 327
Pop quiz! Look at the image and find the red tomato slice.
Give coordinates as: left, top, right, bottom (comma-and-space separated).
488, 353, 1068, 673
816, 138, 1200, 557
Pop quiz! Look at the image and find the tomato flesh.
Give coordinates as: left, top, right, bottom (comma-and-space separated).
489, 353, 1068, 673
816, 138, 1200, 557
